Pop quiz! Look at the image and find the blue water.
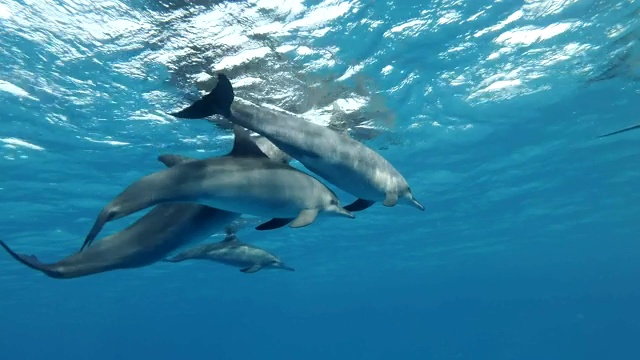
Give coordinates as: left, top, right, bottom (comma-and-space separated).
1, 0, 639, 359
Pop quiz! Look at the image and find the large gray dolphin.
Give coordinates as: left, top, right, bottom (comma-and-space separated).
169, 73, 425, 225
162, 230, 295, 274
80, 125, 354, 250
0, 156, 240, 279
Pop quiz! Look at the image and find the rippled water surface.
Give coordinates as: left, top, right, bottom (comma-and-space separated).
1, 0, 639, 359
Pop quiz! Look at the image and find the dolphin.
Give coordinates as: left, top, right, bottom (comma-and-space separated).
80, 125, 354, 250
162, 230, 295, 273
169, 73, 425, 226
0, 156, 240, 279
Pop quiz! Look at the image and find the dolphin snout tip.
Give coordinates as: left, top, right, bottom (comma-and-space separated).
411, 199, 425, 211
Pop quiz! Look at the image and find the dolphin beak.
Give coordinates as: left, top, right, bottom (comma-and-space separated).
410, 198, 425, 211
338, 207, 356, 219
281, 264, 295, 272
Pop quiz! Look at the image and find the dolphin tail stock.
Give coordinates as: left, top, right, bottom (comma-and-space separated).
0, 240, 64, 279
169, 73, 235, 119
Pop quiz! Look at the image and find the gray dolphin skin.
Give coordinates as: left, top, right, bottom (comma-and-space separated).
0, 204, 237, 279
0, 150, 241, 279
169, 73, 425, 214
162, 231, 295, 274
80, 125, 354, 251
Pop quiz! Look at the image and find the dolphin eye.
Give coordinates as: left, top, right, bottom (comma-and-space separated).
330, 199, 338, 205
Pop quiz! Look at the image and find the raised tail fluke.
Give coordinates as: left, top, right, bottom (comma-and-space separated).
169, 73, 235, 119
0, 240, 63, 278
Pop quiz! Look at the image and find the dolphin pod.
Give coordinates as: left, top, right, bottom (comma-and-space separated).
0, 129, 288, 278
1, 72, 428, 279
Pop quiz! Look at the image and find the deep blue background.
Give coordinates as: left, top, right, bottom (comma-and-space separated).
1, 0, 639, 359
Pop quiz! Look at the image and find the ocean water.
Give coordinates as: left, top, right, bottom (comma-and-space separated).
1, 0, 639, 359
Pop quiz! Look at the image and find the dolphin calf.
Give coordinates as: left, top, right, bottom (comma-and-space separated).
80, 125, 354, 250
0, 154, 241, 278
162, 230, 295, 274
169, 73, 425, 218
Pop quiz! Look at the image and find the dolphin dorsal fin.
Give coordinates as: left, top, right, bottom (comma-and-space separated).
222, 235, 238, 242
222, 227, 239, 242
228, 125, 269, 158
157, 154, 197, 168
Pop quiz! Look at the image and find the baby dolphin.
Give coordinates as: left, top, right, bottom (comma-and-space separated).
169, 73, 425, 224
0, 154, 241, 278
80, 125, 354, 251
162, 230, 295, 274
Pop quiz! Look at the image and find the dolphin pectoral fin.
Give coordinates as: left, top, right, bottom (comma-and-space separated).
80, 209, 116, 251
382, 193, 398, 207
290, 209, 319, 228
256, 218, 294, 231
170, 73, 234, 119
240, 265, 262, 273
157, 154, 197, 167
343, 198, 376, 212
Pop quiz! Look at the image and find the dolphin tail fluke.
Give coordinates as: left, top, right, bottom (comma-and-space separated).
169, 73, 235, 119
0, 240, 63, 279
